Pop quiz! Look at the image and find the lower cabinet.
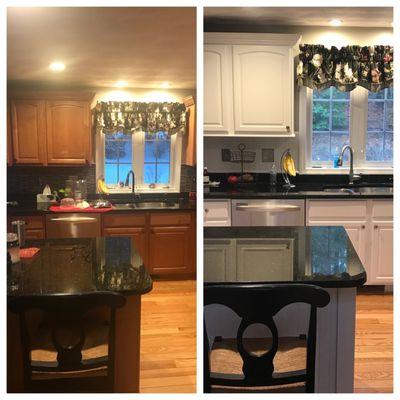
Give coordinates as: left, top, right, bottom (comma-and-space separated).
103, 211, 195, 276
7, 215, 45, 239
306, 199, 393, 285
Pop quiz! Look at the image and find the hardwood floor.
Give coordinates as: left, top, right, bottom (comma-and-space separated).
354, 293, 393, 393
140, 280, 196, 393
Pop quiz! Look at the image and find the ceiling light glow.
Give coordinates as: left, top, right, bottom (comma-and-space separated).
329, 19, 342, 27
115, 80, 127, 88
49, 61, 65, 72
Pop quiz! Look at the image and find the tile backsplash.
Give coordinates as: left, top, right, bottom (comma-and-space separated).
7, 164, 196, 195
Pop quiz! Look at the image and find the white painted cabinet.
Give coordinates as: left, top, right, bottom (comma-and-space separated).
204, 239, 236, 282
204, 199, 231, 227
233, 45, 292, 134
204, 45, 232, 134
306, 199, 393, 285
370, 200, 393, 285
204, 33, 299, 137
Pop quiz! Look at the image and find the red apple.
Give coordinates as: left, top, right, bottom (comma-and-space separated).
227, 175, 238, 185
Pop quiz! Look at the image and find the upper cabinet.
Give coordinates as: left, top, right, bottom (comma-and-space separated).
204, 33, 300, 137
8, 92, 93, 166
46, 101, 91, 164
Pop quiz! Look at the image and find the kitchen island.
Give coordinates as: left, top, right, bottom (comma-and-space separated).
204, 226, 367, 393
7, 236, 152, 393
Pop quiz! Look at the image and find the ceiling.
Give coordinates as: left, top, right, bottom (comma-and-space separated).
7, 7, 196, 89
204, 7, 393, 28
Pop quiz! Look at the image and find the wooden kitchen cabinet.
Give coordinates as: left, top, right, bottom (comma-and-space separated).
204, 33, 300, 137
46, 101, 91, 164
10, 99, 47, 164
103, 213, 148, 266
149, 212, 195, 275
8, 92, 93, 166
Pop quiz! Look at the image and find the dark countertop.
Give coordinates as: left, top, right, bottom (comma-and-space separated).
204, 226, 366, 288
7, 198, 196, 216
7, 236, 153, 298
204, 184, 393, 200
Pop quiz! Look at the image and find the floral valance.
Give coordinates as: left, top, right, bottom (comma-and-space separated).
94, 101, 187, 135
297, 44, 393, 92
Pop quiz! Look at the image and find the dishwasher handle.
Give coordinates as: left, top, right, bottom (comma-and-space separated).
235, 203, 301, 212
49, 216, 98, 222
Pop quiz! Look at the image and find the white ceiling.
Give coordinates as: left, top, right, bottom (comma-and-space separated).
7, 7, 196, 89
204, 7, 393, 28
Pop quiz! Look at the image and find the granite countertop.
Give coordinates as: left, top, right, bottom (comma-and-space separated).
7, 198, 196, 216
204, 183, 393, 200
7, 236, 153, 297
204, 226, 366, 288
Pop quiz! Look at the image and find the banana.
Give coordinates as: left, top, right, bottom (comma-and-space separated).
283, 153, 297, 177
97, 178, 109, 195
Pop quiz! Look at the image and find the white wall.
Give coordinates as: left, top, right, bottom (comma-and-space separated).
204, 25, 393, 173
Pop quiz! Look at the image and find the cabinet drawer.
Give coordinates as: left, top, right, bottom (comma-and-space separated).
26, 229, 45, 239
150, 212, 192, 226
204, 200, 231, 226
103, 227, 146, 236
9, 215, 45, 230
307, 200, 368, 221
103, 213, 146, 227
371, 200, 393, 220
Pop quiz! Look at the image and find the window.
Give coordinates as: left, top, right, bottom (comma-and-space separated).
303, 86, 393, 171
366, 88, 393, 162
97, 131, 182, 193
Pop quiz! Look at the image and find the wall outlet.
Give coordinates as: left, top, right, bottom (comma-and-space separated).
262, 148, 274, 162
221, 149, 231, 162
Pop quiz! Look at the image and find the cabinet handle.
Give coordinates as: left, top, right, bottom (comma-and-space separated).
374, 225, 378, 229
286, 126, 290, 132
361, 225, 365, 229
204, 208, 209, 213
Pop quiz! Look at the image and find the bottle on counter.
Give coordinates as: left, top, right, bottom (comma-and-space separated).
269, 163, 277, 186
203, 167, 210, 184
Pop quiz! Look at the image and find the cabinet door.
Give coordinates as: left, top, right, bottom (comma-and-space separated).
149, 226, 192, 274
204, 44, 233, 134
233, 45, 292, 135
204, 200, 231, 226
236, 239, 294, 281
204, 239, 236, 282
370, 223, 393, 284
103, 227, 147, 266
11, 99, 47, 164
46, 100, 90, 164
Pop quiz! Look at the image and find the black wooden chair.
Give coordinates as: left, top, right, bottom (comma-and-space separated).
8, 291, 126, 393
204, 284, 330, 393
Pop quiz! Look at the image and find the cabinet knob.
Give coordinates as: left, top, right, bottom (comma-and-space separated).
286, 126, 290, 132
204, 208, 209, 213
374, 225, 378, 229
361, 225, 365, 229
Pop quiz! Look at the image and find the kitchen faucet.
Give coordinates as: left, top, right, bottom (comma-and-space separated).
125, 170, 135, 196
337, 145, 361, 185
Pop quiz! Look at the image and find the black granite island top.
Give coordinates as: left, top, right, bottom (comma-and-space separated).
204, 226, 366, 288
7, 236, 153, 298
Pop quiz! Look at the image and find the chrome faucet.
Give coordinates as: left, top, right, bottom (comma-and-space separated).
125, 170, 135, 195
337, 145, 361, 185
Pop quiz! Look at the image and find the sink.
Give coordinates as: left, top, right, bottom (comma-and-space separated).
113, 201, 179, 210
323, 186, 393, 195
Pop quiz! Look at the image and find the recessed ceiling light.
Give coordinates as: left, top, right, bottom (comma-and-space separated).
49, 61, 65, 72
160, 82, 170, 89
115, 80, 127, 88
329, 19, 342, 27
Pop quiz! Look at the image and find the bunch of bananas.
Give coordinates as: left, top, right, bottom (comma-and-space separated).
282, 152, 297, 177
97, 178, 109, 195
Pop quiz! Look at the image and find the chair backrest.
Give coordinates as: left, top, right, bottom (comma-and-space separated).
204, 284, 330, 393
8, 291, 126, 392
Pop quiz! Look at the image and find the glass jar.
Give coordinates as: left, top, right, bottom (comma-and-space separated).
7, 233, 20, 263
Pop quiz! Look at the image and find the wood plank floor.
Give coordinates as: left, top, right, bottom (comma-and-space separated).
354, 293, 393, 393
140, 280, 196, 393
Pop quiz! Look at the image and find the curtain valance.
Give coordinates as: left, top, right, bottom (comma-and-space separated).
297, 44, 393, 92
94, 101, 187, 135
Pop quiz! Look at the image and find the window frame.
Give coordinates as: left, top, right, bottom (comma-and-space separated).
299, 86, 393, 174
96, 131, 182, 193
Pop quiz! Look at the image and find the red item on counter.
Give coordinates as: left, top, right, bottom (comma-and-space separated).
49, 205, 113, 213
20, 247, 40, 259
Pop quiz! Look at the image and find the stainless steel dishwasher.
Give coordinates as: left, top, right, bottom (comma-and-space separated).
45, 213, 101, 238
231, 199, 305, 226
